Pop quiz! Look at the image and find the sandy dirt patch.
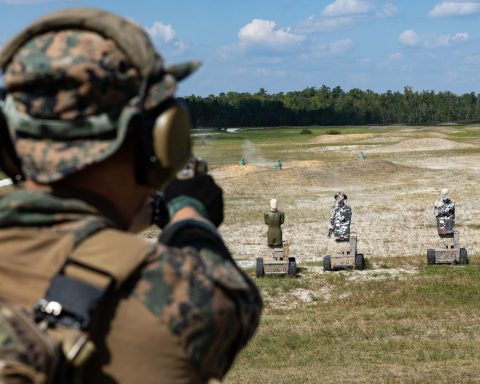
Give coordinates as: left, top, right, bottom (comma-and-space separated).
283, 160, 324, 169
312, 133, 374, 144
369, 138, 473, 153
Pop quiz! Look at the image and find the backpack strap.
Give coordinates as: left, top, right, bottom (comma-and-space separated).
33, 227, 156, 366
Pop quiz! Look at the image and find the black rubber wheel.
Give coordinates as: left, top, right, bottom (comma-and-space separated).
256, 257, 265, 278
459, 248, 469, 265
355, 254, 365, 270
427, 249, 435, 265
288, 257, 297, 276
323, 255, 332, 271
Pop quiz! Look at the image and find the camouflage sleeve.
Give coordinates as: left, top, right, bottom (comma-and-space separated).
280, 211, 284, 225
134, 219, 262, 381
264, 212, 268, 225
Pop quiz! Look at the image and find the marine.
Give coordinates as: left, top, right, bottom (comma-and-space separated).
0, 8, 261, 384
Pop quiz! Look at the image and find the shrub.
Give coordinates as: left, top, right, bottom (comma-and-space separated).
326, 129, 341, 135
300, 128, 313, 135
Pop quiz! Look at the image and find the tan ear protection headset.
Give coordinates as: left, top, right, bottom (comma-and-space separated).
0, 8, 192, 188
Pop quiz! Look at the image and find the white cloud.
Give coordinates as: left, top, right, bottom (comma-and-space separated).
428, 32, 469, 47
378, 3, 399, 17
145, 21, 188, 57
428, 1, 480, 17
219, 19, 305, 59
399, 30, 422, 47
399, 29, 469, 48
322, 0, 374, 17
146, 21, 176, 43
389, 52, 403, 61
238, 19, 305, 47
452, 32, 470, 41
302, 0, 397, 32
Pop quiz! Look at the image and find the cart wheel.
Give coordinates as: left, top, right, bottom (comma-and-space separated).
427, 249, 435, 265
256, 257, 265, 277
323, 255, 332, 271
288, 257, 297, 276
459, 248, 469, 265
355, 254, 365, 270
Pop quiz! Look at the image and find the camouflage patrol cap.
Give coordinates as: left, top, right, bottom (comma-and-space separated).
0, 8, 200, 183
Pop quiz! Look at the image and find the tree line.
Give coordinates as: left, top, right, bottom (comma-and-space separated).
181, 86, 480, 128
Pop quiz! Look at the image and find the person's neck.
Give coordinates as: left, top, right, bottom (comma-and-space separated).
25, 161, 152, 230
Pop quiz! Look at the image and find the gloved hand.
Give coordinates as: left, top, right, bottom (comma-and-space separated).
151, 191, 169, 229
158, 174, 224, 228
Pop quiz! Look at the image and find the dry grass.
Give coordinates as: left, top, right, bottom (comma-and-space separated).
134, 125, 480, 382
222, 257, 480, 383
193, 125, 480, 383
192, 125, 480, 263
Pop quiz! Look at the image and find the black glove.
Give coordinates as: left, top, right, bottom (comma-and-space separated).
151, 191, 169, 228
161, 174, 224, 227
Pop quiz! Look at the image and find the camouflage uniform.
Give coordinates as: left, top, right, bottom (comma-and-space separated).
329, 201, 352, 241
434, 198, 455, 236
0, 13, 261, 384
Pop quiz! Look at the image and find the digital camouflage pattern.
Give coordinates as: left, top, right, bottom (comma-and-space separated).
434, 198, 455, 235
330, 202, 352, 240
4, 30, 141, 121
136, 244, 260, 380
0, 189, 113, 244
0, 29, 199, 183
0, 189, 262, 381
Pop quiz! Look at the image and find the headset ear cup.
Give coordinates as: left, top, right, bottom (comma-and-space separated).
0, 109, 24, 183
152, 101, 191, 172
134, 100, 192, 189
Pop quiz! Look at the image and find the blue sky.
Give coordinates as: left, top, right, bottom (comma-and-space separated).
1, 0, 480, 96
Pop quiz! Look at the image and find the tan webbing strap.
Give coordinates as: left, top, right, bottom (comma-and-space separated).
0, 8, 161, 78
39, 230, 157, 368
65, 229, 156, 290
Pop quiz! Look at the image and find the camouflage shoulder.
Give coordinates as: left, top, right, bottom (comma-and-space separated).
134, 243, 262, 380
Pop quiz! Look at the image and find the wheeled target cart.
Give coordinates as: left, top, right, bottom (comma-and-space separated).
427, 231, 468, 265
323, 235, 365, 271
256, 240, 297, 277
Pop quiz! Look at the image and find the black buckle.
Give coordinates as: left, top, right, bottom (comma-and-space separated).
34, 259, 116, 331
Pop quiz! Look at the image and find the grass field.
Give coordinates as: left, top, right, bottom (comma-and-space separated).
150, 125, 480, 383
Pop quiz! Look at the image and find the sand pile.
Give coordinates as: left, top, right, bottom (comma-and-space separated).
370, 138, 473, 153
339, 159, 416, 173
284, 160, 324, 169
312, 133, 373, 144
210, 164, 264, 179
301, 159, 418, 180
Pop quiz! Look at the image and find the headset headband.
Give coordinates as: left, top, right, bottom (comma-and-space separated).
0, 8, 160, 79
